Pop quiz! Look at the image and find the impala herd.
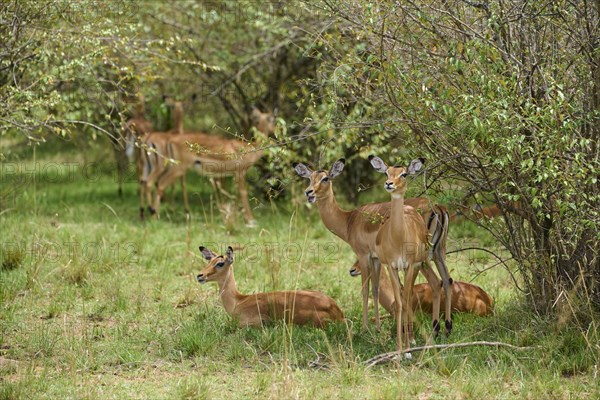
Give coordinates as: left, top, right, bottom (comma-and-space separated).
122, 96, 494, 356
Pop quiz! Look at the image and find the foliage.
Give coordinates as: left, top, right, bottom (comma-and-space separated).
316, 0, 600, 313
2, 0, 599, 316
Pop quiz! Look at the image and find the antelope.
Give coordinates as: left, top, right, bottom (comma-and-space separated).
134, 100, 187, 219
451, 202, 523, 222
152, 108, 275, 225
348, 262, 492, 317
196, 245, 344, 327
412, 281, 493, 317
293, 160, 450, 332
368, 156, 451, 352
120, 94, 153, 198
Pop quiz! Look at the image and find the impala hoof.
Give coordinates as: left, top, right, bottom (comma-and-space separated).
445, 319, 453, 336
433, 319, 441, 337
147, 206, 156, 215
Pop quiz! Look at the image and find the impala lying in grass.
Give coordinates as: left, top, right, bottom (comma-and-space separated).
412, 280, 493, 317
196, 245, 344, 328
348, 262, 493, 317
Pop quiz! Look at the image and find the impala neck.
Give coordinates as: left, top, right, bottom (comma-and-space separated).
173, 107, 183, 134
216, 267, 242, 316
390, 192, 407, 243
316, 188, 351, 242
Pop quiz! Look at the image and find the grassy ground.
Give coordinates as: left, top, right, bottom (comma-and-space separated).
1, 138, 598, 399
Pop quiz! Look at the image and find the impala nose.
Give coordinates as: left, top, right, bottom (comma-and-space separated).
305, 189, 314, 197
384, 181, 394, 190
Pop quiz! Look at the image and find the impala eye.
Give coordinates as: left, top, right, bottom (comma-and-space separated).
400, 172, 408, 178
321, 176, 329, 183
216, 262, 225, 268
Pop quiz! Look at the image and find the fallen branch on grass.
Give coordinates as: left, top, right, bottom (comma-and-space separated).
365, 341, 538, 368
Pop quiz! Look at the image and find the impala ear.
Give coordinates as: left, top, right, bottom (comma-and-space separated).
368, 155, 388, 173
226, 246, 234, 263
408, 157, 425, 175
329, 159, 345, 179
293, 162, 313, 179
199, 246, 217, 261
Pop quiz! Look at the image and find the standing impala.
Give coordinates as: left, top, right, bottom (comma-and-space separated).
133, 100, 187, 219
122, 94, 154, 198
293, 160, 450, 332
368, 156, 452, 352
151, 108, 275, 225
196, 245, 344, 327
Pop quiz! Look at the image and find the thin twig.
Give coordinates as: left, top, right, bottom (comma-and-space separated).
365, 341, 538, 368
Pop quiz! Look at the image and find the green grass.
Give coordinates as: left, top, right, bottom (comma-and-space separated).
1, 138, 598, 399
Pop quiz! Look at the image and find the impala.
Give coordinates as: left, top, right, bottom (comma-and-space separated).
196, 245, 344, 327
348, 262, 491, 317
368, 156, 450, 352
293, 160, 450, 332
121, 94, 153, 198
134, 100, 186, 219
412, 280, 493, 317
151, 108, 275, 225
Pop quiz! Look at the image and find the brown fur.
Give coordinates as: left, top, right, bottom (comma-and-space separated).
451, 201, 522, 222
136, 101, 187, 218
294, 160, 449, 331
368, 156, 444, 351
121, 94, 154, 199
197, 247, 344, 328
412, 281, 493, 317
151, 109, 275, 223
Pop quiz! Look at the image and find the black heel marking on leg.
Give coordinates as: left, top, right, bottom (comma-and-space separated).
433, 319, 441, 337
445, 319, 453, 336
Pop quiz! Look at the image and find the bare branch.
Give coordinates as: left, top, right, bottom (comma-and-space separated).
365, 341, 538, 368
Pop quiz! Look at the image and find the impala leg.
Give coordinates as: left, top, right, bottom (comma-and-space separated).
139, 155, 146, 219
432, 208, 453, 335
371, 255, 381, 330
139, 179, 146, 220
360, 255, 370, 329
145, 178, 156, 216
113, 143, 127, 198
213, 177, 234, 199
236, 172, 256, 226
154, 167, 185, 219
420, 261, 442, 338
433, 252, 453, 336
403, 264, 418, 345
386, 263, 403, 352
376, 266, 397, 317
144, 153, 162, 217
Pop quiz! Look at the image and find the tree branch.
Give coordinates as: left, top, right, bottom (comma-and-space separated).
365, 341, 538, 368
